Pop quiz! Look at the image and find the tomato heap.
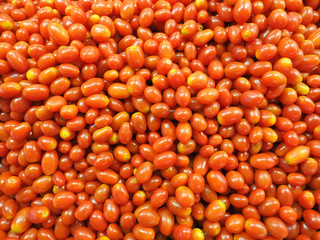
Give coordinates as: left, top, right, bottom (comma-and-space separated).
0, 0, 320, 239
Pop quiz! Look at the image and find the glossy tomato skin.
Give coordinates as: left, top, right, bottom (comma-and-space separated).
11, 207, 31, 234
217, 107, 244, 126
233, 0, 252, 24
6, 50, 28, 73
52, 191, 76, 210
28, 206, 50, 224
245, 218, 268, 239
264, 217, 289, 239
0, 0, 319, 239
47, 22, 70, 46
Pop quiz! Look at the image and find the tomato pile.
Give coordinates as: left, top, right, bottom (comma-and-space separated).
0, 0, 320, 239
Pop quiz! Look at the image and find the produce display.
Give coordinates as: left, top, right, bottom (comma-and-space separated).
1, 0, 320, 239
